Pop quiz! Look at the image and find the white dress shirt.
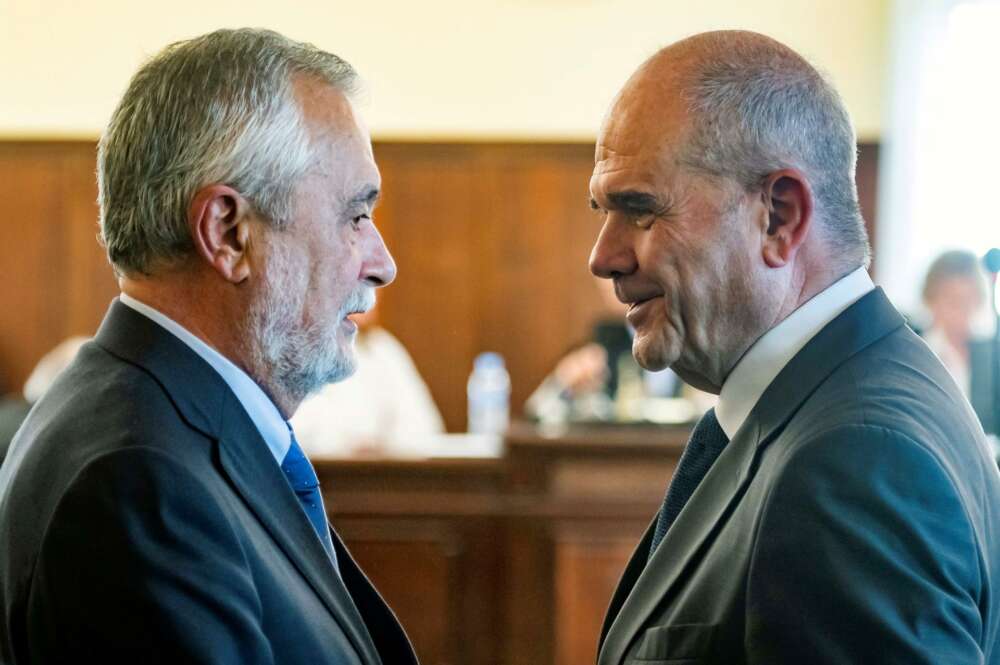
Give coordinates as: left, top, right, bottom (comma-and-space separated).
119, 293, 291, 464
716, 267, 876, 440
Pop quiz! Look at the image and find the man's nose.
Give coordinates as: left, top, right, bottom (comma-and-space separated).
362, 224, 397, 287
589, 219, 636, 279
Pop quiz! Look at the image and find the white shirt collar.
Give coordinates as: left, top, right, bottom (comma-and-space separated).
715, 267, 875, 440
119, 293, 292, 463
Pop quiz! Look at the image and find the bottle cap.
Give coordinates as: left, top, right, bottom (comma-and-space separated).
474, 351, 504, 370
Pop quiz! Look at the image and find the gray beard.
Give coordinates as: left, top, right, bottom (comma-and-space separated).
245, 252, 372, 407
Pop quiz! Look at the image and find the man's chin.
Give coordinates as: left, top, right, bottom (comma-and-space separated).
632, 335, 676, 372
315, 347, 356, 386
281, 340, 357, 401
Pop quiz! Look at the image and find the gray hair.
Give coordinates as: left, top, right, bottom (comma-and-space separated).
98, 28, 359, 276
677, 32, 870, 267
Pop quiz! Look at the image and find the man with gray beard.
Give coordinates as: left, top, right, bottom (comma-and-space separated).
0, 29, 416, 665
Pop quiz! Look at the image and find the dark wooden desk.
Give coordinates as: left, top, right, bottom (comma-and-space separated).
317, 422, 689, 665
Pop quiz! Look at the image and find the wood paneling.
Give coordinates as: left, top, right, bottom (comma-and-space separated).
0, 141, 881, 428
856, 142, 881, 272
373, 143, 603, 432
553, 527, 644, 665
0, 142, 116, 395
322, 459, 507, 665
337, 520, 463, 665
318, 423, 688, 665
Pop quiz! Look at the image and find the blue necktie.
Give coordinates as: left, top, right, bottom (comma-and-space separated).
282, 425, 337, 567
649, 407, 729, 560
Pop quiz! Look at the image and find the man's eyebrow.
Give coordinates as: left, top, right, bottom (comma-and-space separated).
592, 190, 666, 214
348, 186, 381, 207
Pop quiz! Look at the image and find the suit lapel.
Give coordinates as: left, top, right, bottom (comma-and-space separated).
95, 299, 383, 665
217, 400, 382, 665
599, 288, 906, 665
598, 517, 655, 652
598, 416, 763, 665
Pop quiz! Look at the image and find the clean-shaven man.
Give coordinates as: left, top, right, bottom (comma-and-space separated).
590, 30, 1000, 664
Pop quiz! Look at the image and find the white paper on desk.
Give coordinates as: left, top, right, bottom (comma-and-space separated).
387, 432, 504, 459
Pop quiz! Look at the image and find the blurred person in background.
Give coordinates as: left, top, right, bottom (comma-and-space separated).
0, 337, 88, 464
920, 249, 997, 434
525, 277, 696, 423
21, 336, 89, 404
292, 304, 445, 457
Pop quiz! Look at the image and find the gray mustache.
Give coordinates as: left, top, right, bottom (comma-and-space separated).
341, 289, 375, 318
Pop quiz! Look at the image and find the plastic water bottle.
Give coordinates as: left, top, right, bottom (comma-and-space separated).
467, 352, 511, 435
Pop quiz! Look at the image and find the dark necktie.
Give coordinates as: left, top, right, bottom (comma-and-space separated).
282, 425, 338, 567
649, 407, 730, 559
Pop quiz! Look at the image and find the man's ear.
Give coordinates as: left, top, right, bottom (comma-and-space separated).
760, 169, 814, 268
187, 185, 254, 283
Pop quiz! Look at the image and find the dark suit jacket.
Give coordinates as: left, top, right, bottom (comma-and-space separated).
599, 289, 1000, 664
0, 300, 417, 665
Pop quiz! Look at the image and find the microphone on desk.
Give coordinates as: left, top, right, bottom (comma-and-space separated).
984, 248, 1000, 275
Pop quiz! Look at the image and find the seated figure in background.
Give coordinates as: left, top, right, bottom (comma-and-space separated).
292, 304, 445, 456
526, 277, 707, 423
22, 336, 89, 404
921, 249, 997, 433
0, 337, 88, 464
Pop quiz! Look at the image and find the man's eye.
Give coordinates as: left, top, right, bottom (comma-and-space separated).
633, 213, 656, 229
352, 214, 371, 228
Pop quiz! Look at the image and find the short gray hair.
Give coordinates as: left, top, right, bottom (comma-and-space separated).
677, 32, 870, 267
98, 28, 359, 276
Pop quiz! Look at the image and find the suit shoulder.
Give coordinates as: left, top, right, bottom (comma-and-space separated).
0, 343, 216, 551
18, 341, 209, 457
787, 326, 994, 483
747, 424, 990, 662
760, 421, 1000, 580
764, 423, 960, 495
825, 326, 969, 419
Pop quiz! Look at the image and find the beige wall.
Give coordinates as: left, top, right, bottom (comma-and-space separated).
1, 0, 889, 140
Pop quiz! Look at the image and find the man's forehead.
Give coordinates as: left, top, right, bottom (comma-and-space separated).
591, 116, 686, 195
589, 148, 657, 209
334, 155, 381, 207
292, 77, 380, 193
598, 80, 689, 161
293, 76, 372, 152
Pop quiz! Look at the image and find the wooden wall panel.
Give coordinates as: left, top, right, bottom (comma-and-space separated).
372, 143, 604, 432
856, 142, 880, 273
553, 527, 646, 665
336, 520, 462, 665
0, 142, 116, 395
372, 145, 493, 433
0, 141, 880, 429
323, 460, 507, 665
